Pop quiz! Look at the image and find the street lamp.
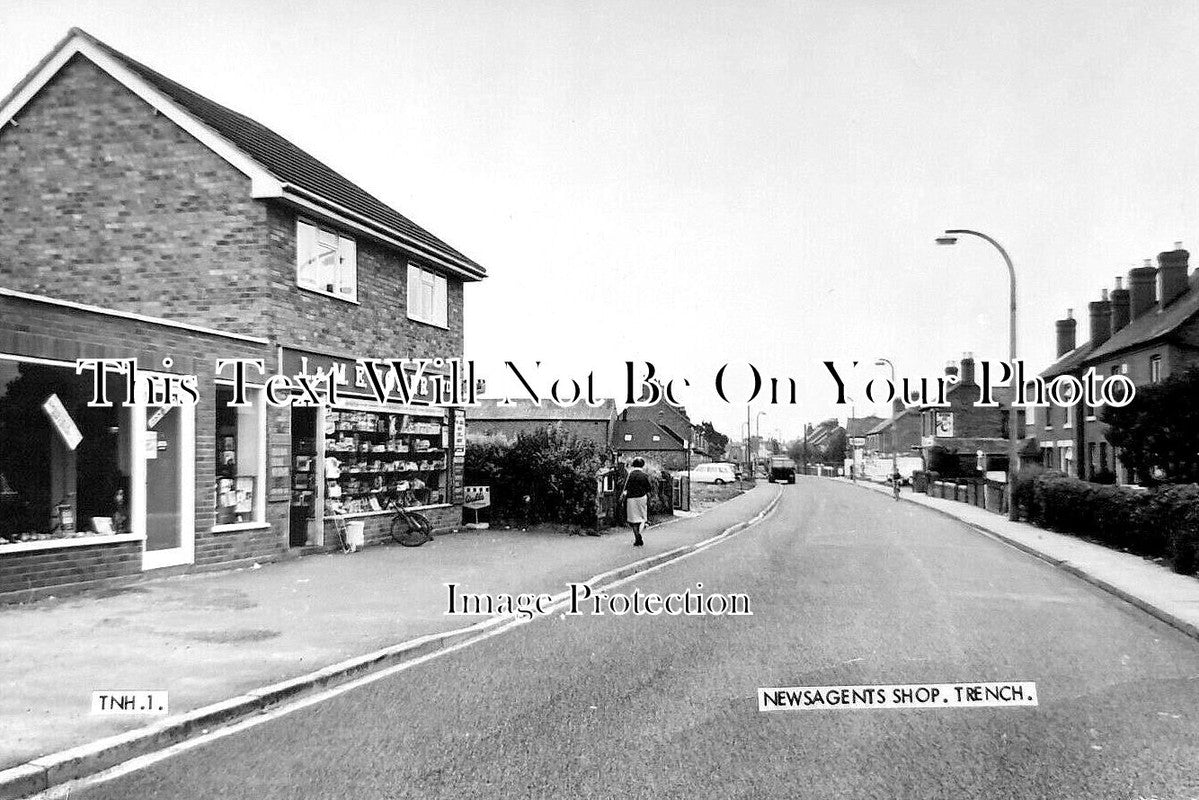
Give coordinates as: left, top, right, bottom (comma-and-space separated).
755, 410, 766, 477
875, 358, 899, 497
936, 228, 1019, 520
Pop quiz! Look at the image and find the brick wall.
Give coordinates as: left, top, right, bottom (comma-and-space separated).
467, 419, 612, 447
261, 204, 465, 360
312, 504, 461, 552
0, 54, 269, 335
0, 294, 288, 587
0, 540, 141, 602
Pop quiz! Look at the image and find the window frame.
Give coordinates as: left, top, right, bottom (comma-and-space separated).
296, 218, 359, 304
406, 263, 449, 329
212, 381, 268, 531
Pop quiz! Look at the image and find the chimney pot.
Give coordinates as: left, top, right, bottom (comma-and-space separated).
1110, 277, 1131, 333
959, 354, 976, 385
1055, 311, 1078, 357
1157, 247, 1190, 308
1128, 263, 1159, 319
1089, 294, 1112, 348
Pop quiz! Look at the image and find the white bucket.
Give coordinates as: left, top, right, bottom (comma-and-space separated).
345, 521, 365, 551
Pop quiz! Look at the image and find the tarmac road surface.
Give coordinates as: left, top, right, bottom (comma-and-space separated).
64, 478, 1199, 800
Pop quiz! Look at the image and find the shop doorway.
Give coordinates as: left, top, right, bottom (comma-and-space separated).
136, 400, 195, 570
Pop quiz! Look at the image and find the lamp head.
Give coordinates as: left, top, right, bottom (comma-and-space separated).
935, 236, 958, 246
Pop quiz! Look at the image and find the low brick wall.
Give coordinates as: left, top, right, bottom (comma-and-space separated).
315, 505, 463, 552
0, 539, 142, 603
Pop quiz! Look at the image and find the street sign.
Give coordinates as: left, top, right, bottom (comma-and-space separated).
850, 436, 866, 447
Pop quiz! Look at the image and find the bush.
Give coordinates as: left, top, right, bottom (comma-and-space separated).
463, 426, 607, 526
1012, 469, 1198, 574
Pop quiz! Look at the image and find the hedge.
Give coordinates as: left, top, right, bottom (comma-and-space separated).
1012, 469, 1198, 575
464, 426, 607, 526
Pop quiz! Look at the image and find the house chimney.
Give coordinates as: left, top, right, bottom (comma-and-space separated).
1110, 276, 1131, 333
1055, 309, 1077, 357
1089, 289, 1112, 348
1157, 244, 1189, 308
959, 352, 975, 385
1128, 259, 1158, 319
944, 361, 959, 380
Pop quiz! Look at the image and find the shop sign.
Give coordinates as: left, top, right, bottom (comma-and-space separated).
464, 486, 490, 510
279, 348, 447, 405
147, 405, 171, 429
42, 394, 83, 450
934, 411, 954, 438
144, 430, 158, 459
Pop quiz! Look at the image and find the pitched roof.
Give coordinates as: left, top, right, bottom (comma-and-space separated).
2, 28, 485, 279
1086, 271, 1199, 361
1040, 342, 1097, 379
468, 398, 616, 422
612, 419, 685, 451
846, 416, 884, 437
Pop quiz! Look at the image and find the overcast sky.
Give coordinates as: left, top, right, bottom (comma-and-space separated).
3, 1, 1198, 442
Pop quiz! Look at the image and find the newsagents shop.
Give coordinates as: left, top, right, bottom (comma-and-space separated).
0, 292, 468, 602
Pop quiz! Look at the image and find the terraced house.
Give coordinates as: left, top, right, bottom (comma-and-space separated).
1038, 244, 1199, 484
0, 29, 487, 600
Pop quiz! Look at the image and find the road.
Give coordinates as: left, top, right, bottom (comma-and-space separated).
65, 478, 1199, 799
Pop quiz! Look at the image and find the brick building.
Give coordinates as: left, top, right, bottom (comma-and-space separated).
0, 29, 486, 599
1037, 245, 1199, 483
613, 399, 708, 471
918, 355, 1035, 474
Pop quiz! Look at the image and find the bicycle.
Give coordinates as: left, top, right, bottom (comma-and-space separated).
388, 497, 433, 547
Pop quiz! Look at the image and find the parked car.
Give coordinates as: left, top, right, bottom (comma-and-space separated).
686, 463, 739, 485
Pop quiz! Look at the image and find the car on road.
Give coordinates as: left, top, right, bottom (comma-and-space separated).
686, 462, 739, 485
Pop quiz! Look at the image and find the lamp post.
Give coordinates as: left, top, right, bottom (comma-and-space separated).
875, 358, 899, 497
755, 411, 766, 478
936, 229, 1019, 520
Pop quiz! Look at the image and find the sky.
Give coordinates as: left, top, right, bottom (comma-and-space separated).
3, 0, 1198, 444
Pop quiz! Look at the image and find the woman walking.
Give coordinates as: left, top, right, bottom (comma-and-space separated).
621, 457, 652, 547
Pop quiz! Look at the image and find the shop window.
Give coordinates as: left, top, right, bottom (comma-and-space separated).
0, 359, 131, 542
297, 219, 357, 301
323, 408, 448, 516
407, 264, 448, 328
214, 385, 265, 526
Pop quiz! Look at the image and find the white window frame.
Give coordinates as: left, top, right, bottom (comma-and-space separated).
212, 381, 268, 531
407, 263, 449, 328
296, 218, 358, 303
1149, 355, 1162, 384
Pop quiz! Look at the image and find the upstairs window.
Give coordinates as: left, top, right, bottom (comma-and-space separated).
1149, 355, 1162, 384
407, 264, 448, 328
297, 220, 357, 301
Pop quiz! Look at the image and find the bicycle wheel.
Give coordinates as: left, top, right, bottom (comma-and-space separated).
390, 513, 429, 547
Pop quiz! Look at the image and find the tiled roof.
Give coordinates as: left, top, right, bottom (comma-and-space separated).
1086, 271, 1199, 361
612, 419, 685, 451
469, 398, 616, 422
846, 416, 884, 437
67, 29, 485, 277
1040, 343, 1097, 379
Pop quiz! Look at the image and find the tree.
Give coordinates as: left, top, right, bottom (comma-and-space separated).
699, 421, 729, 459
1104, 366, 1199, 485
821, 428, 847, 465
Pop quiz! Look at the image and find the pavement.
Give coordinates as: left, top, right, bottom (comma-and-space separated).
0, 483, 779, 786
44, 478, 1199, 800
840, 476, 1199, 641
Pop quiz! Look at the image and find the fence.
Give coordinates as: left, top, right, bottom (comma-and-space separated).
914, 472, 1008, 515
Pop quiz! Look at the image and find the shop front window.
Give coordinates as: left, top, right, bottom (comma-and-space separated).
214, 385, 265, 526
0, 359, 131, 542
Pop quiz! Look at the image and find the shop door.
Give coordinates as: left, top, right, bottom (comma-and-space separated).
138, 402, 195, 570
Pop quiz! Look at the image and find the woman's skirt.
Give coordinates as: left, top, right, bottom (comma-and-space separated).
626, 495, 648, 524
